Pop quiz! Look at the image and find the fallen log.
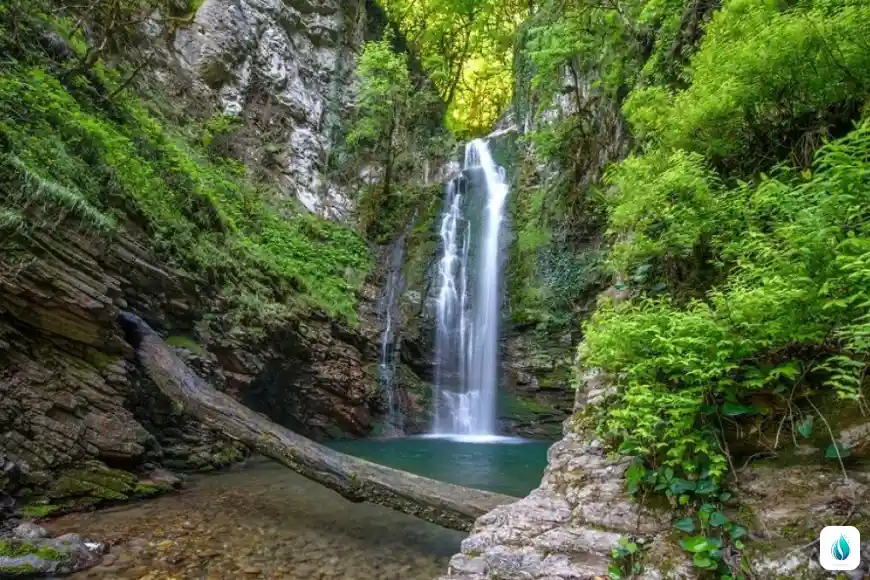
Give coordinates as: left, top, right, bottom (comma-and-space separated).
119, 311, 515, 531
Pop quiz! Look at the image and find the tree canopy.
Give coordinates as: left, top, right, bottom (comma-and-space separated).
378, 0, 531, 136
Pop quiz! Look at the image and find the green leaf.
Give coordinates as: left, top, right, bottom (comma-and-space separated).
710, 511, 729, 527
618, 439, 642, 455
671, 479, 697, 494
722, 402, 757, 416
825, 443, 852, 459
719, 492, 732, 502
680, 536, 709, 553
675, 518, 696, 533
770, 362, 800, 380
696, 480, 719, 495
692, 553, 715, 569
625, 462, 646, 495
797, 417, 813, 438
730, 525, 748, 540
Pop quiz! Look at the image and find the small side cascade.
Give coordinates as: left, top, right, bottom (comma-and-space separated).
377, 223, 410, 436
431, 138, 510, 438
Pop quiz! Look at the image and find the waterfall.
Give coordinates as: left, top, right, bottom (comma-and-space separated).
378, 227, 409, 436
432, 138, 508, 437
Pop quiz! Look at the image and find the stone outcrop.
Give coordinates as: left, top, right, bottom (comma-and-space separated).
169, 0, 380, 220
499, 330, 577, 439
210, 308, 383, 440
0, 219, 382, 510
439, 374, 686, 580
441, 365, 870, 579
0, 229, 210, 509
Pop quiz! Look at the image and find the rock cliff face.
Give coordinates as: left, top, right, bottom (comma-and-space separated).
499, 331, 577, 439
0, 227, 237, 512
0, 0, 401, 511
169, 0, 382, 220
0, 217, 382, 512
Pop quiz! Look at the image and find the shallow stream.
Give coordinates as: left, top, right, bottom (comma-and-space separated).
46, 438, 550, 579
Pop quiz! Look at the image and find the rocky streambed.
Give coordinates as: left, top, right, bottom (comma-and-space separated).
32, 457, 464, 579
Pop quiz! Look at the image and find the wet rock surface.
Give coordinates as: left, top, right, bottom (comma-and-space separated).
0, 523, 105, 577
499, 331, 577, 439
47, 457, 464, 580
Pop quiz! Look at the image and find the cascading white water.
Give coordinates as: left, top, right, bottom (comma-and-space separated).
377, 223, 412, 436
432, 138, 508, 437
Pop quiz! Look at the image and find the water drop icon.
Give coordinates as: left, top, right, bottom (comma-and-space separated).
832, 534, 851, 561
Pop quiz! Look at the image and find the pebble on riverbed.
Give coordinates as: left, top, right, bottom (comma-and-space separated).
0, 523, 106, 577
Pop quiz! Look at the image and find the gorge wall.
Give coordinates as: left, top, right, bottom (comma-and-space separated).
0, 0, 410, 515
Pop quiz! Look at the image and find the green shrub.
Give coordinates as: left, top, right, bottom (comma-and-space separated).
583, 120, 870, 480
624, 0, 870, 168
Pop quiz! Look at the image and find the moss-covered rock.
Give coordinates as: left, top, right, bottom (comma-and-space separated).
209, 443, 246, 468
51, 463, 137, 501
132, 481, 172, 497
17, 502, 60, 519
0, 535, 104, 577
165, 335, 205, 355
499, 396, 564, 439
499, 331, 577, 438
0, 539, 63, 560
16, 461, 188, 517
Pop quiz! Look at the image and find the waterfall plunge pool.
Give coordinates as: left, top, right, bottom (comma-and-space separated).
328, 436, 551, 497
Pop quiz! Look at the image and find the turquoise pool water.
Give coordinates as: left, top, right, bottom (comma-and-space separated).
328, 435, 552, 497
